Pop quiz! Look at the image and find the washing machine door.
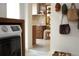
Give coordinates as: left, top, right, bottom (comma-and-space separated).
0, 36, 21, 56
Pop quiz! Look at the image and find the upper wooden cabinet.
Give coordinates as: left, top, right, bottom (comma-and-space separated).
32, 3, 39, 15
32, 3, 47, 15
32, 3, 51, 27
32, 3, 51, 15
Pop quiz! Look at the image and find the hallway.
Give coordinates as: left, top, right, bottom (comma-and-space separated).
26, 39, 50, 56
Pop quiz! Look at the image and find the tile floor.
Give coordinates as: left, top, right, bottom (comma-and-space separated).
26, 39, 50, 56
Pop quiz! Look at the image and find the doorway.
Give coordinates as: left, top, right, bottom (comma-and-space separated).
31, 3, 51, 56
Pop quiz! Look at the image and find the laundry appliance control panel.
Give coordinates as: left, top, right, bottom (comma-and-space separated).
0, 25, 22, 38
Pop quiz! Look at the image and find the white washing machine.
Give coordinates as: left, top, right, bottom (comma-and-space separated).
0, 25, 22, 38
0, 25, 22, 56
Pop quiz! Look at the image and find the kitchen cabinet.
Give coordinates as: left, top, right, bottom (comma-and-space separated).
35, 26, 46, 39
32, 3, 46, 15
36, 26, 44, 39
32, 26, 47, 39
32, 3, 39, 15
32, 26, 36, 46
32, 26, 46, 46
32, 3, 51, 26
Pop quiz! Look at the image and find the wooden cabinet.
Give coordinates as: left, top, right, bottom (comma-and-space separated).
32, 26, 36, 46
36, 26, 43, 39
32, 3, 40, 15
36, 26, 46, 39
32, 26, 46, 39
32, 26, 46, 46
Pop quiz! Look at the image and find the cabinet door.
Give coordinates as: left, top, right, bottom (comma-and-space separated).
36, 26, 43, 39
32, 26, 36, 45
36, 30, 43, 39
32, 4, 38, 15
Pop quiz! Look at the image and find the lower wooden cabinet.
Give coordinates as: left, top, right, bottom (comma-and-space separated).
36, 26, 43, 39
32, 26, 36, 46
32, 26, 46, 46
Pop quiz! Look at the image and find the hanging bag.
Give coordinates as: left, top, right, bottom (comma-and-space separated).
67, 3, 78, 21
55, 3, 61, 12
59, 15, 71, 34
62, 4, 68, 15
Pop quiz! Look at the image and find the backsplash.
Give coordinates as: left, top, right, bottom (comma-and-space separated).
32, 15, 46, 26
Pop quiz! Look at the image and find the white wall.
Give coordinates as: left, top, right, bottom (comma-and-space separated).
7, 3, 20, 19
20, 3, 25, 19
51, 3, 79, 56
0, 3, 6, 17
20, 3, 32, 51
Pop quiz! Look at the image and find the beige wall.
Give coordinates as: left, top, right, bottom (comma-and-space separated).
32, 15, 46, 26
